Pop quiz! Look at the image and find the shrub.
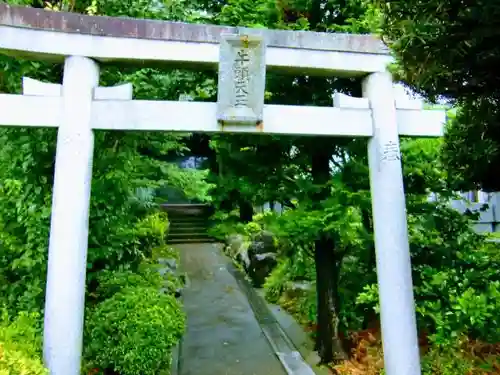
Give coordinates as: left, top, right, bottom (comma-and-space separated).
264, 259, 317, 327
279, 284, 317, 328
91, 251, 183, 304
263, 259, 290, 303
0, 345, 48, 375
421, 337, 499, 375
252, 211, 277, 226
355, 202, 500, 345
209, 221, 247, 240
132, 211, 169, 252
0, 311, 47, 375
84, 287, 185, 375
209, 210, 268, 240
421, 346, 476, 375
244, 221, 262, 236
92, 268, 165, 303
149, 244, 179, 263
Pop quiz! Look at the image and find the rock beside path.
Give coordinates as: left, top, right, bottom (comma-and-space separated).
225, 231, 278, 287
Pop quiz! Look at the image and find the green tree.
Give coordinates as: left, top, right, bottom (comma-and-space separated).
374, 0, 500, 192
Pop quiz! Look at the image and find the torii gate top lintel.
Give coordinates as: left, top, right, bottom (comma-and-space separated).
0, 4, 390, 76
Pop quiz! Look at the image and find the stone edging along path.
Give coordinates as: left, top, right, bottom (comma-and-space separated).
225, 260, 318, 375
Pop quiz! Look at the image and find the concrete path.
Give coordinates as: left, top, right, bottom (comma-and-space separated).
176, 243, 287, 375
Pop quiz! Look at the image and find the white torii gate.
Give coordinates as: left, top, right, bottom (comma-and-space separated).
0, 5, 445, 375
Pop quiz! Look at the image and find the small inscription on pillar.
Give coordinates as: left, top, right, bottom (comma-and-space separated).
217, 34, 266, 126
381, 140, 401, 162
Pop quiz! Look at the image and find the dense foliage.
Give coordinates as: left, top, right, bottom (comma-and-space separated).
374, 0, 500, 192
0, 312, 47, 375
85, 286, 184, 374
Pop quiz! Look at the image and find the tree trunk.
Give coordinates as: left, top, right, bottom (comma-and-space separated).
311, 149, 347, 363
282, 199, 296, 210
269, 201, 275, 211
314, 233, 348, 363
220, 189, 238, 212
314, 235, 334, 362
361, 207, 377, 272
239, 198, 254, 223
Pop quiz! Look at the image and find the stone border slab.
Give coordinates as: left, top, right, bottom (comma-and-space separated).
225, 258, 317, 375
0, 4, 388, 55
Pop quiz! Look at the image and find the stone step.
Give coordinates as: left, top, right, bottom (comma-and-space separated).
170, 226, 210, 233
170, 216, 209, 220
169, 222, 209, 227
170, 221, 210, 226
167, 237, 217, 244
168, 232, 211, 240
167, 212, 210, 217
170, 224, 210, 229
165, 203, 214, 243
169, 218, 210, 224
167, 230, 214, 243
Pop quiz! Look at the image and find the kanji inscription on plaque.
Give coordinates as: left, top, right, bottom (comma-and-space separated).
217, 34, 266, 126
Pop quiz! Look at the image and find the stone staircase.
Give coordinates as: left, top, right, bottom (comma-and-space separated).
161, 204, 215, 244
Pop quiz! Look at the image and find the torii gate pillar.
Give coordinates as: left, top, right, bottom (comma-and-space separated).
43, 56, 99, 375
364, 71, 421, 375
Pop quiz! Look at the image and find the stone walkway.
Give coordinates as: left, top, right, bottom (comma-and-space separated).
176, 243, 287, 375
